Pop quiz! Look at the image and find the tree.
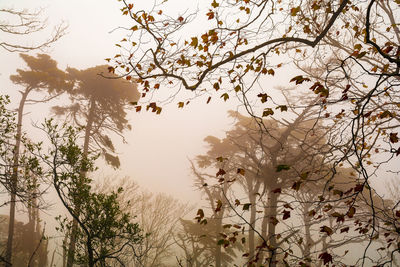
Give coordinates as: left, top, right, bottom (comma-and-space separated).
111, 1, 400, 265
95, 177, 192, 266
193, 108, 332, 265
190, 160, 241, 267
5, 54, 70, 266
52, 64, 140, 266
191, 109, 394, 266
30, 120, 143, 267
0, 7, 66, 52
53, 65, 140, 168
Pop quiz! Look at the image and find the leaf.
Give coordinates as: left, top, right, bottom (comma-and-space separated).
290, 6, 301, 16
318, 252, 333, 265
216, 168, 226, 176
268, 68, 275, 75
276, 105, 288, 112
257, 93, 268, 103
215, 200, 223, 212
235, 199, 240, 206
213, 82, 220, 91
190, 37, 198, 48
300, 172, 309, 179
272, 188, 282, 194
206, 96, 212, 104
390, 133, 399, 143
269, 216, 279, 225
262, 108, 274, 117
347, 207, 356, 218
195, 209, 204, 222
206, 11, 215, 20
242, 203, 251, 211
211, 0, 219, 8
356, 51, 367, 59
290, 75, 311, 85
276, 164, 290, 172
320, 226, 333, 236
291, 181, 302, 191
178, 102, 184, 108
282, 210, 291, 220
354, 183, 363, 192
340, 226, 350, 233
237, 168, 245, 175
221, 93, 229, 101
217, 239, 225, 245
216, 156, 227, 162
178, 16, 184, 22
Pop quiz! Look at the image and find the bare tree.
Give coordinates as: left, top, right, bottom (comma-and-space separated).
0, 7, 66, 53
96, 177, 192, 266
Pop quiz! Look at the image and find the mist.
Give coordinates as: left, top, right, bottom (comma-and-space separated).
1, 0, 399, 266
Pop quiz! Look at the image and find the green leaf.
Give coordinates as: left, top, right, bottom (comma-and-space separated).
242, 203, 251, 211
276, 164, 290, 172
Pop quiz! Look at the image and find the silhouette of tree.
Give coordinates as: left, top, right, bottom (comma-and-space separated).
5, 54, 70, 266
52, 65, 139, 266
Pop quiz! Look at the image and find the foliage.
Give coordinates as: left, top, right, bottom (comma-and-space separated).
110, 0, 400, 265
30, 120, 143, 267
191, 110, 398, 266
52, 65, 140, 168
96, 177, 191, 266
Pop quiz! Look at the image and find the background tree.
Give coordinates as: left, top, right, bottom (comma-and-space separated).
111, 1, 400, 264
5, 53, 70, 266
52, 64, 139, 266
194, 106, 332, 265
190, 160, 241, 267
95, 176, 191, 266
53, 65, 140, 168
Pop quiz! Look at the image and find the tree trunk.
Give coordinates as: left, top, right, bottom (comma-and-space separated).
267, 190, 278, 267
215, 215, 222, 267
303, 202, 313, 259
5, 89, 29, 267
66, 98, 95, 267
249, 191, 256, 261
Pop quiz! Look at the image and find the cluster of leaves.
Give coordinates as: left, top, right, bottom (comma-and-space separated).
28, 120, 143, 267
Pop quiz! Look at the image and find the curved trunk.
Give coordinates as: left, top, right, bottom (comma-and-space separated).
5, 89, 29, 267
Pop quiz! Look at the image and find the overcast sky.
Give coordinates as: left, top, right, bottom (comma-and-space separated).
0, 0, 249, 204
